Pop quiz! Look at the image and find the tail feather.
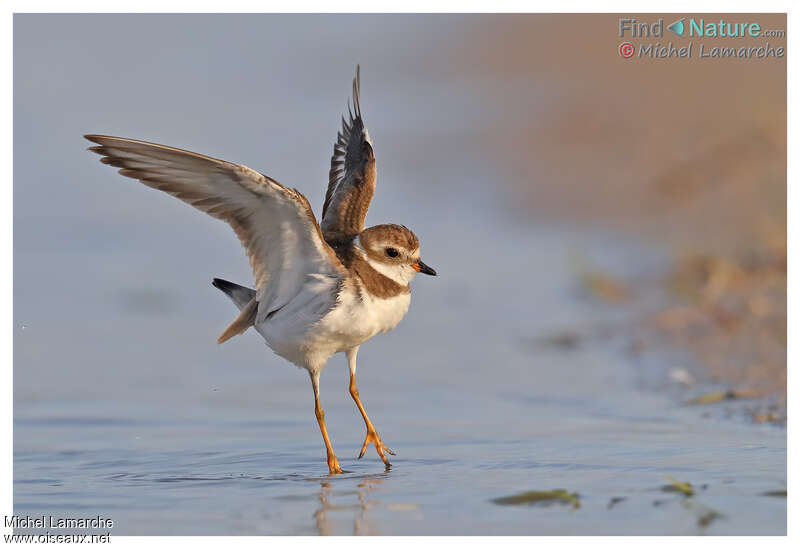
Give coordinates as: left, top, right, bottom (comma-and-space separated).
212, 278, 258, 343
212, 278, 256, 310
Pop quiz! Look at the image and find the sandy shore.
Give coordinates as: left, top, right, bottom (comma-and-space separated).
457, 14, 787, 418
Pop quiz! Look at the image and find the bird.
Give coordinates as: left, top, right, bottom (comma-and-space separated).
85, 66, 436, 475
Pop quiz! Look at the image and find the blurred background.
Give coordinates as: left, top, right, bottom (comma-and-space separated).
13, 14, 786, 535
468, 15, 786, 405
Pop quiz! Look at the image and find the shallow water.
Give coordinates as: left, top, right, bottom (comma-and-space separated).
13, 14, 786, 535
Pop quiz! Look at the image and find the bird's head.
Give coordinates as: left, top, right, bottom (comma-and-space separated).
357, 224, 436, 285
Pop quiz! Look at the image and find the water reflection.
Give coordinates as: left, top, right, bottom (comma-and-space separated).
313, 474, 388, 536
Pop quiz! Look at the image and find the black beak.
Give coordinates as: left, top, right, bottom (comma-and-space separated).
414, 259, 437, 276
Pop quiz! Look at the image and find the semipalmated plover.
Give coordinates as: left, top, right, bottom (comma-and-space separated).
86, 66, 436, 474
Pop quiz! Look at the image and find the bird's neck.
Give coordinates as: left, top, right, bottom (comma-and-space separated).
332, 239, 410, 299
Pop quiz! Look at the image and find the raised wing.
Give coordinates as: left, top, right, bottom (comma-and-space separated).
321, 65, 377, 242
85, 135, 345, 324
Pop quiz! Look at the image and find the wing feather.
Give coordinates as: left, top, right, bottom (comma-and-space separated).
321, 65, 377, 241
85, 134, 344, 324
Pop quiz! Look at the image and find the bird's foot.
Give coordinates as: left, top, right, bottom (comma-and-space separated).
358, 427, 395, 466
327, 452, 343, 475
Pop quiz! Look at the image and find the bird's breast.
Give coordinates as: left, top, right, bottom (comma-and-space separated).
318, 284, 411, 347
363, 290, 412, 335
255, 281, 412, 367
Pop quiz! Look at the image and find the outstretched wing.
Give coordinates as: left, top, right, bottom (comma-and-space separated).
86, 134, 345, 324
321, 65, 377, 242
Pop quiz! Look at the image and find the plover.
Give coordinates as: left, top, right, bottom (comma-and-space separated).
85, 66, 436, 474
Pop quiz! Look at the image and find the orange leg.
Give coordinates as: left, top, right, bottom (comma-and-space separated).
311, 372, 342, 475
349, 373, 395, 466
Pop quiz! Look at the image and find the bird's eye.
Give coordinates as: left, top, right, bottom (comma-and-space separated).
385, 248, 399, 258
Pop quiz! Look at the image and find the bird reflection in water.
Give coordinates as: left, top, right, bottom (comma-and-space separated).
314, 473, 387, 535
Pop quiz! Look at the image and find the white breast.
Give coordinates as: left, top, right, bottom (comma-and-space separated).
358, 286, 412, 335
315, 284, 411, 349
255, 278, 411, 372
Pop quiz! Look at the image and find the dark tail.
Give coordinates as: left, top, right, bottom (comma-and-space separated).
212, 278, 256, 310
212, 278, 258, 344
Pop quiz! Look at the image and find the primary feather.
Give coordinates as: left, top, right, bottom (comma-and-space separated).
85, 134, 346, 329
321, 65, 377, 242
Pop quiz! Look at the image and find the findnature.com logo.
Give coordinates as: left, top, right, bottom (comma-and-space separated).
618, 16, 786, 59
621, 17, 784, 38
